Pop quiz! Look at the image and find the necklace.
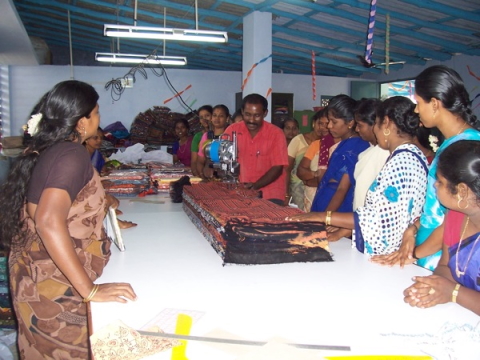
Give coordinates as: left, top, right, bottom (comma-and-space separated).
455, 216, 478, 277
457, 122, 467, 135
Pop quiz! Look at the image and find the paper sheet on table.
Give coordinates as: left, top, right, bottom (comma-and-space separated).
110, 143, 173, 164
103, 207, 125, 251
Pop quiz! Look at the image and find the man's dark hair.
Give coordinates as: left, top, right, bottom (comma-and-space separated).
241, 93, 268, 112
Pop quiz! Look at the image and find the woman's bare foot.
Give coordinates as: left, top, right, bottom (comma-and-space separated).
118, 219, 137, 229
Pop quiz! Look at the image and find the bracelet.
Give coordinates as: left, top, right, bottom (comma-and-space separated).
325, 211, 332, 226
452, 283, 461, 303
83, 284, 99, 303
412, 246, 419, 260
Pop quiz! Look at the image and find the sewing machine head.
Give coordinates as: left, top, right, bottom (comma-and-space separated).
204, 132, 240, 183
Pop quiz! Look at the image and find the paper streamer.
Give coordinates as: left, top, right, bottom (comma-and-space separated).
467, 65, 480, 81
385, 13, 390, 74
364, 0, 377, 65
241, 54, 273, 90
312, 50, 317, 101
266, 87, 272, 99
163, 84, 192, 104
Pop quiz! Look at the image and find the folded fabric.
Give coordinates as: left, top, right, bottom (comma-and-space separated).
183, 182, 330, 265
90, 320, 180, 360
222, 219, 331, 264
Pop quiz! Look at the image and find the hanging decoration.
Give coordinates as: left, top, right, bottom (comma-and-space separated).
364, 0, 377, 65
163, 84, 192, 104
266, 88, 272, 99
467, 65, 480, 81
311, 50, 317, 101
385, 13, 390, 74
466, 65, 480, 109
241, 54, 273, 91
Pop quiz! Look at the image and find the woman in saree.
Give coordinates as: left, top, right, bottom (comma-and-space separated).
310, 94, 369, 213
372, 65, 480, 270
191, 105, 212, 176
0, 80, 136, 359
404, 140, 480, 316
288, 97, 429, 254
286, 112, 324, 209
296, 108, 334, 211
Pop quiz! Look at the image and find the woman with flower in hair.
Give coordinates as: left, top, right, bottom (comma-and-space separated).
288, 97, 429, 255
0, 80, 137, 359
372, 65, 480, 270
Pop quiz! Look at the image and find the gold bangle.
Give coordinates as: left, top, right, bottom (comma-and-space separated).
83, 284, 99, 303
452, 283, 461, 303
325, 211, 332, 226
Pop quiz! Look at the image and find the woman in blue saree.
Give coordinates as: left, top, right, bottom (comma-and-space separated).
404, 140, 480, 316
372, 66, 480, 270
311, 94, 369, 213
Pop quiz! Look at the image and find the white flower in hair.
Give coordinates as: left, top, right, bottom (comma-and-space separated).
26, 113, 42, 136
428, 135, 439, 153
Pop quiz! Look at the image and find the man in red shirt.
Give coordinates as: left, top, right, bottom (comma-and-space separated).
223, 94, 288, 204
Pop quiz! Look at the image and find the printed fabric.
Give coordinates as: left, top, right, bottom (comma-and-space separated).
9, 170, 111, 359
311, 136, 369, 212
354, 144, 429, 255
416, 128, 480, 270
318, 133, 335, 167
182, 182, 330, 265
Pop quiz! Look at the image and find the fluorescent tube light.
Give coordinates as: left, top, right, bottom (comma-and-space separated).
104, 24, 228, 43
95, 53, 187, 65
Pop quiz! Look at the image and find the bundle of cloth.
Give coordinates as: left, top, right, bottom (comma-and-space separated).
101, 168, 150, 196
182, 182, 331, 265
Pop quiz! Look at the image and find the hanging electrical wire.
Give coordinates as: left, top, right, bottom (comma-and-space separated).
104, 46, 193, 113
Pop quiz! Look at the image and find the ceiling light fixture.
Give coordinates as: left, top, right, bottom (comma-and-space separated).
95, 52, 187, 65
104, 25, 228, 43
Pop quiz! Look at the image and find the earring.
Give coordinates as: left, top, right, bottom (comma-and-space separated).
383, 129, 391, 136
82, 127, 86, 138
457, 194, 469, 210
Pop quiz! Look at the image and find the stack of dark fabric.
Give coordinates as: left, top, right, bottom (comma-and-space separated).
182, 182, 332, 265
130, 107, 200, 145
130, 106, 170, 145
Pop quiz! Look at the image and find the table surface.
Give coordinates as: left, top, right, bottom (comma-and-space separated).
91, 195, 478, 359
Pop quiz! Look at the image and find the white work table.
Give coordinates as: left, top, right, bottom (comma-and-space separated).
91, 195, 478, 359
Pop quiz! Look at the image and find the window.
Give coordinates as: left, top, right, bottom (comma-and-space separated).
380, 80, 415, 102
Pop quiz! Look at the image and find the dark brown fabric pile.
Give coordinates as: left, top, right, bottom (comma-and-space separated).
183, 182, 332, 265
129, 106, 200, 145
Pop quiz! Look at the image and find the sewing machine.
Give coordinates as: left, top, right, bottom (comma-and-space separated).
204, 131, 240, 183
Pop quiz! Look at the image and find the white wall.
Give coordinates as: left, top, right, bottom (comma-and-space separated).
7, 65, 357, 135
8, 65, 242, 135
273, 73, 352, 111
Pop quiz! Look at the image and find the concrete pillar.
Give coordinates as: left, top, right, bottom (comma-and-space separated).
242, 11, 272, 122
